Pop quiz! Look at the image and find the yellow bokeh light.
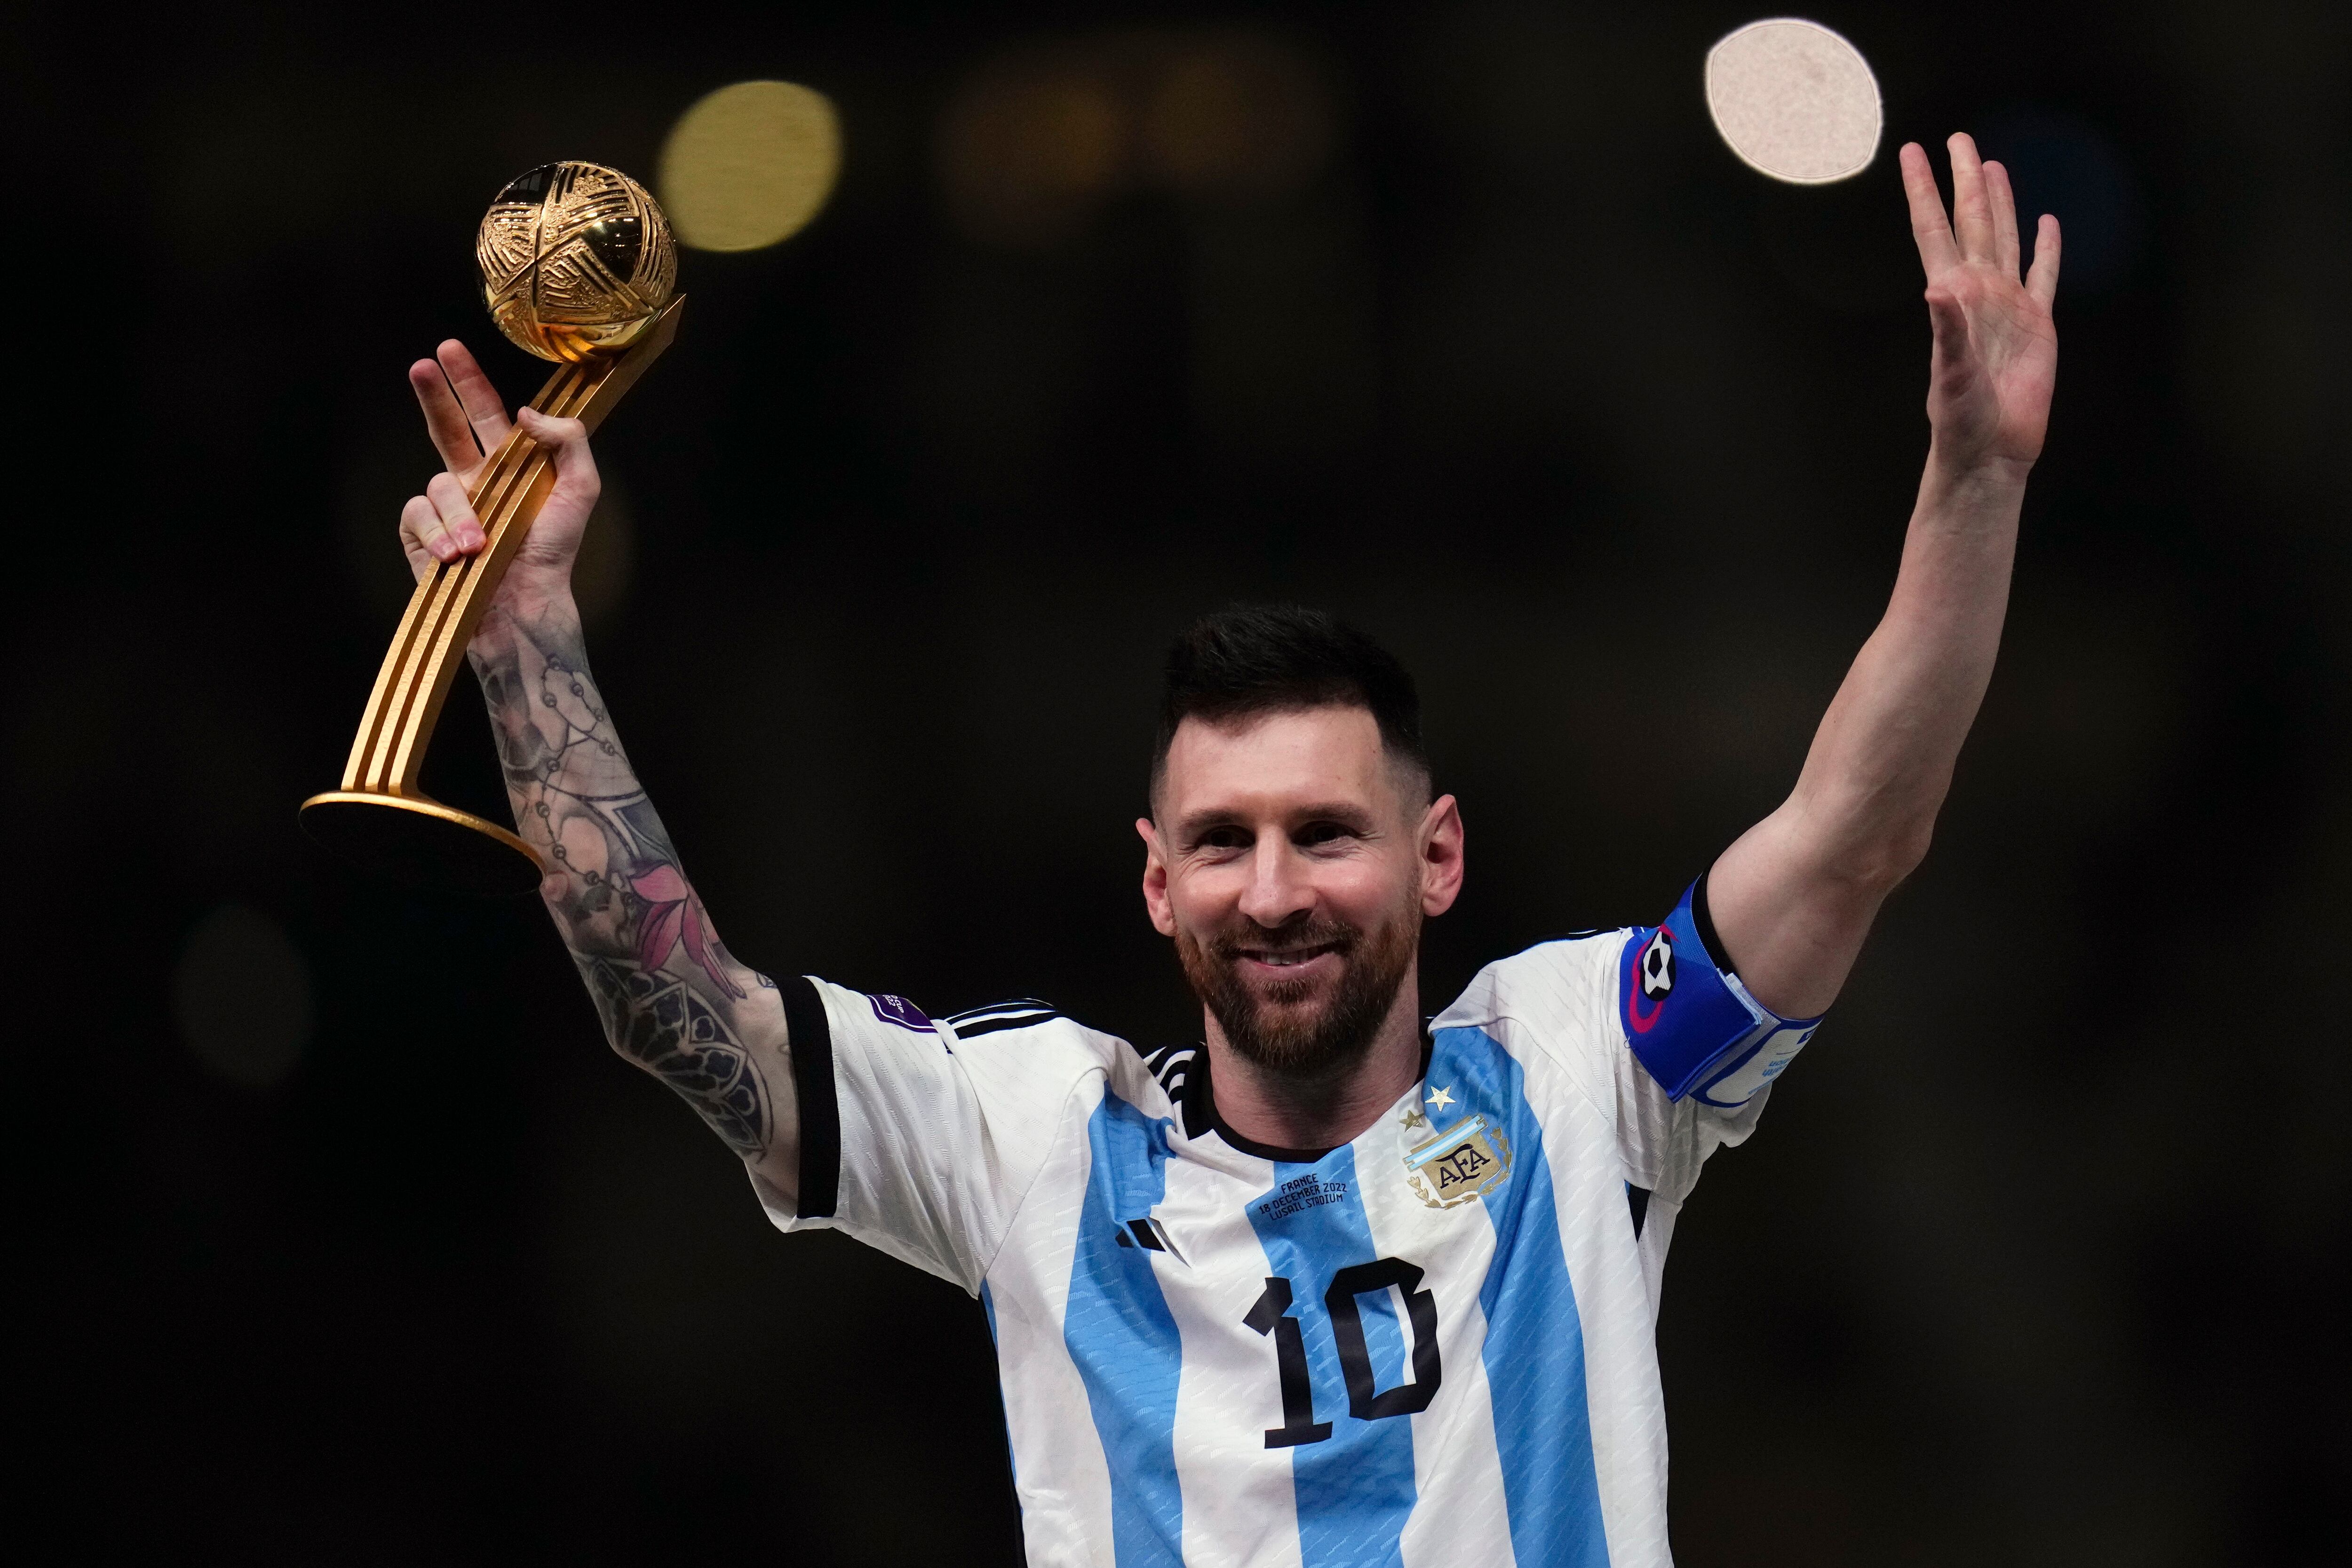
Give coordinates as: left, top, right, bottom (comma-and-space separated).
658, 80, 842, 252
934, 30, 1336, 249
937, 61, 1128, 248
1142, 36, 1332, 202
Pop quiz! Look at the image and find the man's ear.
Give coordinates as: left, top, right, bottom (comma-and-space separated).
1137, 818, 1177, 937
1419, 793, 1465, 917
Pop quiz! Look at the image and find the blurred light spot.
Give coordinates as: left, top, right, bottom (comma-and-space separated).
1975, 107, 2140, 293
938, 56, 1128, 248
658, 80, 842, 252
1142, 35, 1335, 202
938, 29, 1341, 247
1706, 19, 1881, 184
173, 905, 313, 1090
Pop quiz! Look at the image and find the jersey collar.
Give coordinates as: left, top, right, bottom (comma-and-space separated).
1184, 1030, 1436, 1164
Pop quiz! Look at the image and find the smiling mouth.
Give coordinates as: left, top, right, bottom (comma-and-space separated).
1238, 942, 1343, 969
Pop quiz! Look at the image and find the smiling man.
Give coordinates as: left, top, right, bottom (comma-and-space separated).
399, 136, 2056, 1565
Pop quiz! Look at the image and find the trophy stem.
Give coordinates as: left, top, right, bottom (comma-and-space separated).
302, 297, 685, 895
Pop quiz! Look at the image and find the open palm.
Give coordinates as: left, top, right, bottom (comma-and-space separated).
1903, 134, 2060, 471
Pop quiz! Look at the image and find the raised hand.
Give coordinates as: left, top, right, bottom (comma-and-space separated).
396, 341, 600, 597
1901, 133, 2061, 474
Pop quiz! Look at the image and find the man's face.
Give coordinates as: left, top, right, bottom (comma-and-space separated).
1139, 706, 1464, 1080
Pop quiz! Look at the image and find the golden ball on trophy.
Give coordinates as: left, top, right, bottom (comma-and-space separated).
477, 161, 679, 363
302, 162, 688, 896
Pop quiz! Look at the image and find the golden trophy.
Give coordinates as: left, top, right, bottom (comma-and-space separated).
302, 161, 684, 896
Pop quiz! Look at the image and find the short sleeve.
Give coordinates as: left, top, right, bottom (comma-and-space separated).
752, 980, 1111, 1294
1432, 932, 1787, 1299
1609, 954, 1773, 1212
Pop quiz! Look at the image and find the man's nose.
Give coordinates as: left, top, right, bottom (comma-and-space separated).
1236, 836, 1315, 928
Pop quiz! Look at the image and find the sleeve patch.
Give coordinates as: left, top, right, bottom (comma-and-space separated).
867, 993, 936, 1034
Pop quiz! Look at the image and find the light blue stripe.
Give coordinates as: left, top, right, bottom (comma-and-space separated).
1063, 1091, 1185, 1567
1248, 1146, 1416, 1568
979, 1281, 1016, 1489
1433, 1025, 1610, 1568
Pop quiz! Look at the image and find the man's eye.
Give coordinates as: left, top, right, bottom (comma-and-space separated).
1198, 827, 1251, 851
1296, 822, 1354, 847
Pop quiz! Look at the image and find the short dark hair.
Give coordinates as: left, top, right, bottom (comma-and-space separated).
1151, 604, 1430, 805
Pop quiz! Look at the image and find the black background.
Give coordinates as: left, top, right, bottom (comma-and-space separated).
8, 0, 2348, 1561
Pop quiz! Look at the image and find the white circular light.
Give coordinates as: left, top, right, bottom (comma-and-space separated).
1705, 18, 1881, 185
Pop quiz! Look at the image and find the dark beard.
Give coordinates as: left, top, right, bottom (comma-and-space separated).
1176, 901, 1420, 1084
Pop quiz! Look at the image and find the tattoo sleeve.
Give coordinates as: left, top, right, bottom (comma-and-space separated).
468, 590, 799, 1193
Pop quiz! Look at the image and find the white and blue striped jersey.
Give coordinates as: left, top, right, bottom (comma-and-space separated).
758, 930, 1779, 1567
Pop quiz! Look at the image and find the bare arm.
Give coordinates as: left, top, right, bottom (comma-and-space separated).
1708, 133, 2062, 1018
400, 342, 801, 1201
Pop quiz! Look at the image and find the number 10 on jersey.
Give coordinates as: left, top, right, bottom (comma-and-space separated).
1243, 1258, 1442, 1449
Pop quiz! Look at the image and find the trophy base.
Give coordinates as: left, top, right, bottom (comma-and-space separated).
300, 792, 545, 898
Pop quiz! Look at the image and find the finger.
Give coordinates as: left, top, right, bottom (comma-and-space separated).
426, 470, 487, 554
1947, 132, 1993, 261
517, 406, 600, 499
400, 492, 458, 567
409, 358, 484, 476
1983, 159, 2022, 279
435, 340, 513, 457
1899, 141, 1961, 275
2025, 214, 2062, 307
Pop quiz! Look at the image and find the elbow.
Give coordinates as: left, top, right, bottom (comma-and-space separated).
1834, 821, 1934, 896
1795, 795, 1935, 895
1791, 773, 1942, 897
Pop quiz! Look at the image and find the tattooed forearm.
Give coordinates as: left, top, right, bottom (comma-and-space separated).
581, 955, 769, 1155
469, 591, 794, 1171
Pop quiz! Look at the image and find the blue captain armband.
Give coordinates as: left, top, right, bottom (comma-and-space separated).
1618, 875, 1821, 1107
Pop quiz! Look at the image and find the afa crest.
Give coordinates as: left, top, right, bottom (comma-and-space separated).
1404, 1112, 1513, 1210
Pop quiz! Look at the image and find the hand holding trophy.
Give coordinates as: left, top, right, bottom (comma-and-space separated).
301, 162, 684, 896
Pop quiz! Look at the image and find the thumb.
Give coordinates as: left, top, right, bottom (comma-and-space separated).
509, 406, 601, 581
518, 405, 600, 498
